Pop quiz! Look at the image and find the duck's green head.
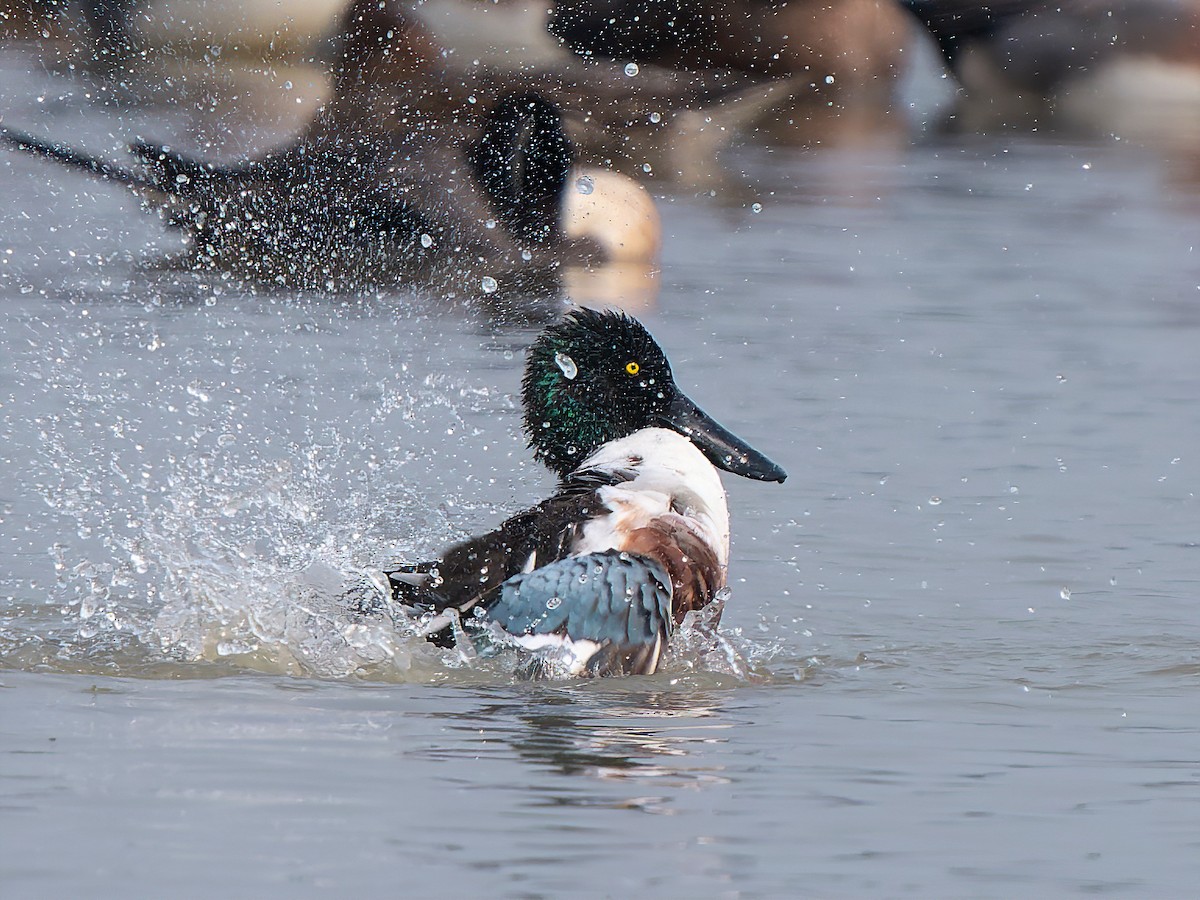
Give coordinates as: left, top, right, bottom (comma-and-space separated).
522, 307, 786, 483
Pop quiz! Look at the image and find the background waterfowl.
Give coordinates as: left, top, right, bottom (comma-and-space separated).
548, 0, 911, 91
1, 88, 584, 293
409, 0, 913, 159
356, 0, 805, 182
386, 308, 785, 677
0, 0, 665, 295
544, 0, 916, 151
901, 0, 1200, 138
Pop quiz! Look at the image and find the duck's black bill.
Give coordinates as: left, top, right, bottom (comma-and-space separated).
662, 393, 787, 483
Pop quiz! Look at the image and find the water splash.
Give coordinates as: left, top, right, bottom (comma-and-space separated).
5, 299, 511, 681
4, 293, 785, 685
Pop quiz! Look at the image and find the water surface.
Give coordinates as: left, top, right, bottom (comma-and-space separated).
3, 46, 1200, 897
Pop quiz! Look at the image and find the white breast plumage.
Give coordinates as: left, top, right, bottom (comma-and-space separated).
571, 427, 731, 567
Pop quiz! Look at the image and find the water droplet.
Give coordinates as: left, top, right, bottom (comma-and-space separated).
554, 352, 578, 380
751, 202, 763, 213
642, 162, 653, 174
546, 597, 561, 610
575, 175, 595, 195
521, 249, 532, 261
420, 233, 433, 248
1060, 587, 1071, 600
186, 382, 210, 402
928, 496, 942, 506
480, 275, 498, 293
649, 111, 662, 123
485, 218, 497, 230
624, 62, 640, 77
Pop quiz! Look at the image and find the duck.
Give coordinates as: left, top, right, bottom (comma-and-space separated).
415, 0, 912, 158
0, 89, 581, 294
0, 0, 662, 294
900, 0, 1200, 137
326, 0, 816, 185
547, 0, 911, 91
357, 0, 798, 182
385, 308, 786, 677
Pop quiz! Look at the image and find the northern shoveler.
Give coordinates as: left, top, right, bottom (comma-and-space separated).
387, 308, 786, 677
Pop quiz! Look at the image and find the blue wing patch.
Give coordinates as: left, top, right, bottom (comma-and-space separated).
480, 550, 673, 674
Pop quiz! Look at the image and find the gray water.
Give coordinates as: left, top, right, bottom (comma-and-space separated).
3, 44, 1200, 898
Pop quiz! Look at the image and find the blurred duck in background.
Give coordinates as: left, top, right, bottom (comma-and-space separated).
322, 1, 783, 189
421, 0, 915, 152
548, 0, 909, 91
1, 0, 662, 302
900, 0, 1200, 141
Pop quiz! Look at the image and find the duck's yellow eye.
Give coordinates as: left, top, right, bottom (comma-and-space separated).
625, 361, 640, 376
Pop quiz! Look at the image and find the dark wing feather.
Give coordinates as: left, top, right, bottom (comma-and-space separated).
386, 468, 632, 630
